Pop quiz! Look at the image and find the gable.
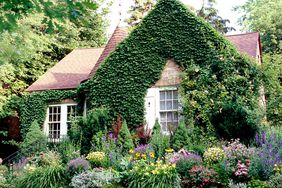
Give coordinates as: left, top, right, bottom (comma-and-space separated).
26, 48, 104, 92
80, 0, 262, 128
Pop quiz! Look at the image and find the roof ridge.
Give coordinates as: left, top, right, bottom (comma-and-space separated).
225, 32, 259, 37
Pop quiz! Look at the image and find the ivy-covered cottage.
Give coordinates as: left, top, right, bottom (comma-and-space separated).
23, 0, 263, 140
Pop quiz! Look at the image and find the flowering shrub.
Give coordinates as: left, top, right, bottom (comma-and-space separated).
175, 150, 203, 181
273, 163, 282, 173
183, 165, 220, 187
127, 160, 181, 188
166, 149, 201, 164
86, 151, 107, 167
203, 147, 226, 164
249, 131, 282, 180
129, 144, 154, 161
223, 139, 255, 162
70, 168, 120, 188
66, 157, 90, 176
233, 160, 250, 182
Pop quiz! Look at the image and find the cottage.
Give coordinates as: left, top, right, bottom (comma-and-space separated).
25, 0, 263, 139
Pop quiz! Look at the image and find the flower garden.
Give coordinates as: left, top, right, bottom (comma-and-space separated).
0, 109, 281, 188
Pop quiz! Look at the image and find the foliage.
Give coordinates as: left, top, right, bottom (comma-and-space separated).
20, 90, 76, 137
235, 0, 282, 53
267, 173, 282, 188
247, 179, 266, 188
210, 103, 261, 144
37, 150, 61, 167
228, 179, 247, 188
0, 165, 8, 188
150, 120, 170, 159
262, 54, 282, 125
203, 147, 226, 165
69, 108, 112, 154
21, 121, 47, 155
127, 160, 181, 188
197, 0, 235, 33
249, 130, 282, 180
0, 0, 98, 32
0, 0, 108, 121
15, 164, 66, 188
126, 0, 157, 27
117, 120, 134, 153
171, 121, 190, 151
66, 157, 90, 176
81, 0, 262, 140
55, 138, 80, 164
70, 168, 120, 188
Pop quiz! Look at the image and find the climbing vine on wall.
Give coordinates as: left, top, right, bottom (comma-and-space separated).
80, 0, 263, 136
20, 90, 76, 137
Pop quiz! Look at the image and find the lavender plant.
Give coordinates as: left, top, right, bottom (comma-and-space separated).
66, 157, 90, 176
249, 130, 282, 180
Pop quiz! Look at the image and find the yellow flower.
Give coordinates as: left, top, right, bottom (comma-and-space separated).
129, 149, 134, 154
136, 152, 140, 157
165, 148, 174, 153
150, 152, 155, 158
141, 154, 147, 159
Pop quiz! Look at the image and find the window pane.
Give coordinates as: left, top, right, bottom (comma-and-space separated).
166, 101, 172, 110
173, 90, 178, 99
160, 91, 166, 100
160, 101, 166, 110
173, 100, 178, 109
167, 112, 173, 121
160, 112, 166, 121
166, 91, 172, 99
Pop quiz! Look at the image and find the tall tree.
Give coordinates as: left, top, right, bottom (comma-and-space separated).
235, 0, 282, 53
0, 0, 109, 119
126, 0, 234, 33
0, 0, 98, 32
126, 0, 157, 27
235, 0, 282, 125
197, 0, 235, 34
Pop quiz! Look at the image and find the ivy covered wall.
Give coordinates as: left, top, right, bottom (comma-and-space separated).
20, 90, 76, 137
80, 0, 263, 132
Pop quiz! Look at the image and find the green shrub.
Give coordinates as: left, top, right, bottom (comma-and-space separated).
211, 103, 260, 144
55, 138, 80, 164
247, 179, 266, 188
117, 120, 134, 154
70, 168, 120, 188
15, 164, 66, 188
150, 121, 170, 159
267, 173, 282, 188
21, 121, 47, 155
171, 121, 190, 151
69, 108, 111, 154
175, 152, 202, 178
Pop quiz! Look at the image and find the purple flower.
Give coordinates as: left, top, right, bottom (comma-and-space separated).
66, 157, 89, 173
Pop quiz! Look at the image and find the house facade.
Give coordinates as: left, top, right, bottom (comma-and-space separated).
26, 25, 263, 139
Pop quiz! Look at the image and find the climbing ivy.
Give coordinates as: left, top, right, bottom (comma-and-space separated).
20, 90, 76, 137
80, 0, 263, 133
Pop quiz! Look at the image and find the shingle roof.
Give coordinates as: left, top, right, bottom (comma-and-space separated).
226, 32, 260, 58
26, 30, 261, 92
26, 48, 104, 92
88, 26, 128, 78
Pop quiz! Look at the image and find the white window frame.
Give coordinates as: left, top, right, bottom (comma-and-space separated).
44, 103, 77, 141
158, 87, 179, 133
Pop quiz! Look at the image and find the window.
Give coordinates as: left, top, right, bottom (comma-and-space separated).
44, 103, 77, 141
159, 90, 179, 132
